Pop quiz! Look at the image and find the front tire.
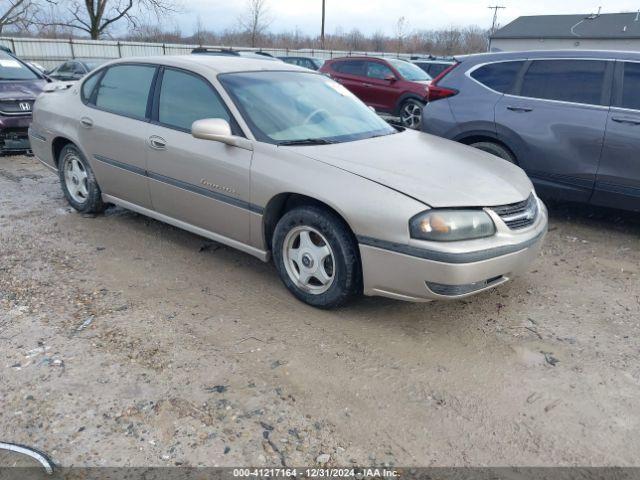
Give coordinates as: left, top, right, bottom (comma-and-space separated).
469, 141, 516, 164
272, 206, 361, 309
400, 99, 424, 130
58, 144, 105, 214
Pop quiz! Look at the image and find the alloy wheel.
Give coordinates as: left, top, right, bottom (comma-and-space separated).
63, 152, 89, 204
282, 226, 335, 295
401, 102, 422, 129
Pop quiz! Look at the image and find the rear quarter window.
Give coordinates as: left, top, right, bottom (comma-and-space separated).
94, 64, 156, 118
81, 71, 102, 103
332, 60, 365, 76
470, 61, 525, 93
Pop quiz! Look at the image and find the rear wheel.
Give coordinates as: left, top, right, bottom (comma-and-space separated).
272, 206, 360, 309
58, 144, 105, 214
469, 141, 516, 164
400, 99, 424, 130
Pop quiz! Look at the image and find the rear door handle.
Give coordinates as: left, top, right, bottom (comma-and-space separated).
80, 117, 93, 128
612, 116, 640, 126
506, 106, 533, 113
148, 136, 167, 150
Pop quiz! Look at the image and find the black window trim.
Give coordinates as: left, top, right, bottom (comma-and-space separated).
82, 62, 158, 123
149, 65, 244, 137
510, 58, 614, 108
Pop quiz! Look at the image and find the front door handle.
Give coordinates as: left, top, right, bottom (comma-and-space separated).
506, 106, 533, 113
80, 117, 93, 128
148, 136, 167, 150
612, 116, 640, 126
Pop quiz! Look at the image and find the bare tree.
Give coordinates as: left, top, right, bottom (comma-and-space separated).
238, 0, 272, 48
0, 0, 39, 34
43, 0, 180, 39
394, 16, 408, 52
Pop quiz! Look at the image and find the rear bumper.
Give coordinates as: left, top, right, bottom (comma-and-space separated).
359, 200, 548, 302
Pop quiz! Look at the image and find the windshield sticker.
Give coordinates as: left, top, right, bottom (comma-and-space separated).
0, 59, 22, 68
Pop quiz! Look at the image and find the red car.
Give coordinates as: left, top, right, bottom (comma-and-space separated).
319, 56, 431, 129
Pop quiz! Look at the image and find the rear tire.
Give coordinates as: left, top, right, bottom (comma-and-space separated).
58, 144, 106, 214
400, 99, 424, 130
272, 206, 360, 309
469, 141, 516, 164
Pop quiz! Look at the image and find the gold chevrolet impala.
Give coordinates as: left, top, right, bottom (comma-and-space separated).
28, 55, 547, 308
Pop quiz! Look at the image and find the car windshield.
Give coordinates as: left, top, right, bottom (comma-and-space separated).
0, 52, 39, 80
219, 71, 396, 145
388, 59, 430, 81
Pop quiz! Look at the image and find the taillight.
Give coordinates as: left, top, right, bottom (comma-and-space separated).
427, 85, 458, 102
427, 62, 459, 102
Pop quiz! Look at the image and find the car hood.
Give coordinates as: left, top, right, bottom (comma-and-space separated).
0, 79, 46, 100
293, 130, 533, 208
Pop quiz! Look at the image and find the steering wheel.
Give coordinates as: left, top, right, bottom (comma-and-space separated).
303, 108, 329, 125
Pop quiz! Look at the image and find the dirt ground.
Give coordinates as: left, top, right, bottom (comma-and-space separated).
1, 154, 639, 468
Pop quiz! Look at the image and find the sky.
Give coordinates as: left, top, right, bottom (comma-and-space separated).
171, 0, 640, 36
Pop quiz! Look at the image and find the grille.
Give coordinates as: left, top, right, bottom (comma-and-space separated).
491, 194, 538, 230
0, 100, 33, 115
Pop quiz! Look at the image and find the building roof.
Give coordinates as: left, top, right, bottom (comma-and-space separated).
492, 12, 640, 40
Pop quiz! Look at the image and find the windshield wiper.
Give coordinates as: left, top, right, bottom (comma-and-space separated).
277, 138, 334, 146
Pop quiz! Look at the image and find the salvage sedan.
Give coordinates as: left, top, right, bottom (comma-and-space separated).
28, 56, 547, 308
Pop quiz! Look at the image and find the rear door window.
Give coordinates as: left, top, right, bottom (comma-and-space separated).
520, 59, 607, 106
332, 60, 365, 76
94, 64, 156, 119
618, 62, 640, 110
471, 61, 524, 93
157, 68, 230, 131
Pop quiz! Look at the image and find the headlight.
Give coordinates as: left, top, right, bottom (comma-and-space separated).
409, 210, 496, 241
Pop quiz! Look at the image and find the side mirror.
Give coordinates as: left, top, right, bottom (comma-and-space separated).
385, 74, 397, 83
191, 118, 253, 150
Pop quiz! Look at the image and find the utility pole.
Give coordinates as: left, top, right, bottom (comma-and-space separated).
321, 0, 326, 49
488, 5, 505, 51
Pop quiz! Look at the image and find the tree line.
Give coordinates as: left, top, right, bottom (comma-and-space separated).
0, 0, 490, 56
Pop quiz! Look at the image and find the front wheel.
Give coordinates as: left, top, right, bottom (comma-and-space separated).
400, 99, 424, 130
272, 206, 361, 309
58, 144, 106, 214
469, 141, 516, 164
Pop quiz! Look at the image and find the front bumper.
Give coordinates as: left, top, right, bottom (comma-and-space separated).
0, 115, 32, 153
359, 198, 548, 302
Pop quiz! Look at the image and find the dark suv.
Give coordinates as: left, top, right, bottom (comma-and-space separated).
320, 56, 431, 129
0, 50, 48, 154
422, 50, 640, 211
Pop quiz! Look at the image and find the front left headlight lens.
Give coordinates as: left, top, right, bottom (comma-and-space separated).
410, 210, 496, 242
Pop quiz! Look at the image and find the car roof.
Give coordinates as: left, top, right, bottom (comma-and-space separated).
461, 49, 640, 63
99, 55, 306, 75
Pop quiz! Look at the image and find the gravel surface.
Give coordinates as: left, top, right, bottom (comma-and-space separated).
1, 154, 639, 467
